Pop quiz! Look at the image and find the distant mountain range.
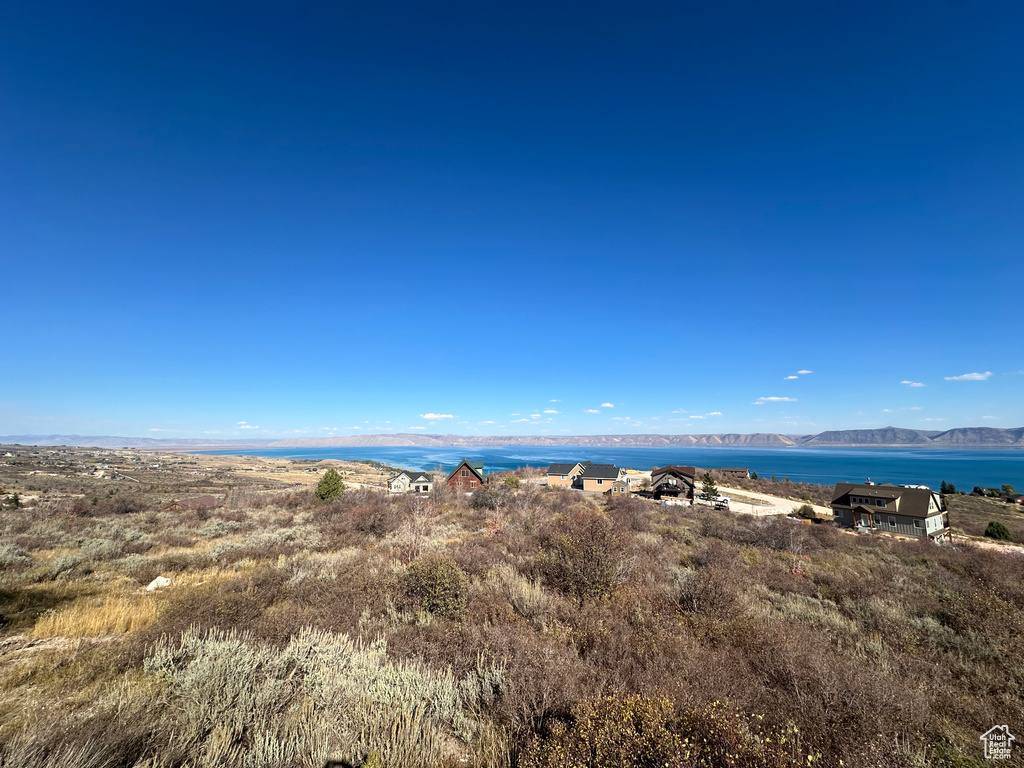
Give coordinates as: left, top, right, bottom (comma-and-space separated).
3, 426, 1024, 450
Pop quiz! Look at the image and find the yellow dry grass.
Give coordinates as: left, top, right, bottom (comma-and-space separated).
172, 564, 253, 586
32, 594, 158, 638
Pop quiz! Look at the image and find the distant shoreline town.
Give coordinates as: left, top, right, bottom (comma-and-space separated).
3, 425, 1024, 450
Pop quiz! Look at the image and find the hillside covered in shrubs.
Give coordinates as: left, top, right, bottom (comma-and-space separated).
1, 461, 1022, 767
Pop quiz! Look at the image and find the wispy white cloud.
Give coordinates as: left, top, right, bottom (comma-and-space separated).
797, 370, 813, 375
509, 413, 520, 416
543, 409, 559, 414
753, 397, 797, 405
923, 417, 946, 422
944, 371, 992, 381
689, 410, 722, 419
237, 421, 260, 429
784, 375, 798, 380
408, 426, 426, 430
348, 426, 362, 430
982, 415, 997, 420
900, 380, 925, 387
584, 409, 600, 414
549, 399, 561, 402
909, 406, 923, 411
420, 413, 453, 419
511, 418, 531, 423
671, 408, 687, 414
600, 403, 614, 408
479, 420, 495, 424
530, 413, 542, 419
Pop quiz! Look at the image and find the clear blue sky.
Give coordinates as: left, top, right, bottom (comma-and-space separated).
3, 1, 1022, 439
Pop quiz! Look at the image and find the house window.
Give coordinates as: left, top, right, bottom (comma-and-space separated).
461, 469, 469, 477
561, 475, 567, 480
597, 479, 603, 485
914, 520, 924, 528
876, 499, 885, 507
888, 517, 896, 526
470, 480, 477, 487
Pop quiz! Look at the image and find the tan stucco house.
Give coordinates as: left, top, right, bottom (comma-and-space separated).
579, 463, 621, 492
546, 461, 591, 488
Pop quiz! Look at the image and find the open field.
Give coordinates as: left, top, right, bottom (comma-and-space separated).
1, 445, 1023, 767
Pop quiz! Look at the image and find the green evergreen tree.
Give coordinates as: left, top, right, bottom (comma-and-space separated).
1002, 484, 1017, 499
7, 492, 21, 509
796, 504, 816, 520
984, 521, 1012, 541
315, 468, 346, 502
699, 471, 718, 502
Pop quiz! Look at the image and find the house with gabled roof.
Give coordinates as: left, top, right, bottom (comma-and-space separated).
387, 470, 433, 494
546, 461, 591, 488
830, 482, 950, 540
579, 463, 621, 492
608, 478, 630, 497
650, 466, 697, 500
446, 459, 485, 493
720, 467, 750, 481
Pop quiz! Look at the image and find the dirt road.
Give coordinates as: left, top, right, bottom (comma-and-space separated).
715, 485, 832, 518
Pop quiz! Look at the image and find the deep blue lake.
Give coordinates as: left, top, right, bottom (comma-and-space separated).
195, 446, 1024, 491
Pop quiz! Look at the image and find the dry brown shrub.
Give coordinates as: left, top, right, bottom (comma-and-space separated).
605, 495, 653, 533
138, 565, 289, 644
313, 489, 408, 543
534, 506, 632, 604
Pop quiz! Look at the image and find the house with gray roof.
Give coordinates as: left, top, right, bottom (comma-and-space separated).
546, 461, 591, 488
830, 482, 949, 540
387, 470, 433, 494
579, 463, 621, 492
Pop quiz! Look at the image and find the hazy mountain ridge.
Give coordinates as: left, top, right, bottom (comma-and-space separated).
3, 427, 1024, 450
